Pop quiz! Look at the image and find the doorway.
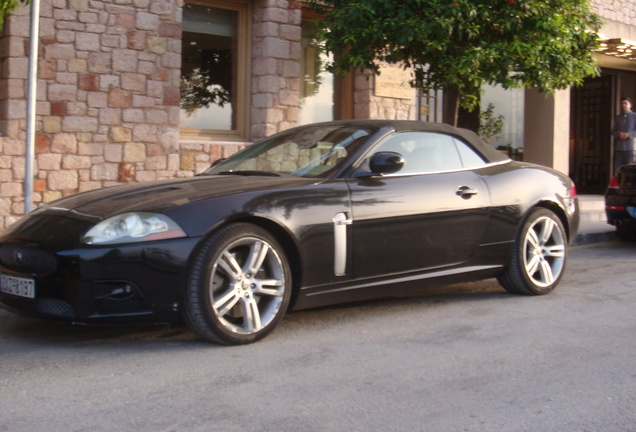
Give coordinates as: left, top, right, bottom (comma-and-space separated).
570, 74, 613, 194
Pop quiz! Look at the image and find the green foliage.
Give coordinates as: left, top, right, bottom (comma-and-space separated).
478, 103, 504, 145
0, 0, 28, 30
310, 0, 602, 111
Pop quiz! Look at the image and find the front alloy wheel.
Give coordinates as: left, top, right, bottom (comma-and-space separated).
185, 223, 291, 345
498, 208, 567, 295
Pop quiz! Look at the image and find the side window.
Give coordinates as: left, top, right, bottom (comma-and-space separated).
373, 132, 463, 174
454, 138, 487, 168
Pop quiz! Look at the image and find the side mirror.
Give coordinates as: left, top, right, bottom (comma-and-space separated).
369, 151, 405, 175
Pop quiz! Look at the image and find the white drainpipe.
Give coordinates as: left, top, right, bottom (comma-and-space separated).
24, 0, 41, 214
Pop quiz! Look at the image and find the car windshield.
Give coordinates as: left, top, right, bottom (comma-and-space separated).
204, 124, 376, 178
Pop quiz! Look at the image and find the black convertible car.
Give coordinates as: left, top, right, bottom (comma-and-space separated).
0, 120, 579, 345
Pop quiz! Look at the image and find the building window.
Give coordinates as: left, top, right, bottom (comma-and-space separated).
481, 84, 524, 153
180, 0, 249, 139
418, 89, 444, 123
300, 5, 354, 123
299, 22, 334, 125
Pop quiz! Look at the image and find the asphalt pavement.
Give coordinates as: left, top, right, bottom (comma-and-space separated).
573, 195, 617, 246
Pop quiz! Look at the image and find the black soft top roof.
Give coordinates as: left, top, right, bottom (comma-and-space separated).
296, 119, 510, 164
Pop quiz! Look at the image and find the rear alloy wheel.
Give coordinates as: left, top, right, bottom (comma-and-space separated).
497, 208, 567, 295
184, 223, 291, 345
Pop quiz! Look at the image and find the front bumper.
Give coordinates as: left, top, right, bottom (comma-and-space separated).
0, 237, 200, 325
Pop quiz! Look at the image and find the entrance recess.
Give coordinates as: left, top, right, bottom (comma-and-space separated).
570, 75, 613, 194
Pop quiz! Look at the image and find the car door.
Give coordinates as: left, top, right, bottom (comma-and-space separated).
346, 131, 491, 279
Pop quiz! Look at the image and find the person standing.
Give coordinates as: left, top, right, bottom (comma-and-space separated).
612, 97, 636, 172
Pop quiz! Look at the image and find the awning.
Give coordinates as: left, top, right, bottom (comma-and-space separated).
595, 38, 636, 61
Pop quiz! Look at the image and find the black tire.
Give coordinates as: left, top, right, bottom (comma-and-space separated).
184, 223, 292, 345
497, 208, 567, 296
616, 224, 636, 241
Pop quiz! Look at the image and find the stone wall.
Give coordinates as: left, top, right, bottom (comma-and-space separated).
593, 0, 636, 26
353, 67, 417, 121
0, 0, 247, 230
0, 0, 310, 230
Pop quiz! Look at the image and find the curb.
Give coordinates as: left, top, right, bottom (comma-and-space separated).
572, 230, 618, 246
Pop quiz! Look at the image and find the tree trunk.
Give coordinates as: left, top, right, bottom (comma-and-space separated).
442, 85, 460, 127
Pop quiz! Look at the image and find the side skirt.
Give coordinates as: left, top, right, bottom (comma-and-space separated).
291, 264, 503, 311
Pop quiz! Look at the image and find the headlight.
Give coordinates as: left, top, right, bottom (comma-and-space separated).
82, 212, 186, 245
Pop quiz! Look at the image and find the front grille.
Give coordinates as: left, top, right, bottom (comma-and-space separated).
34, 298, 75, 317
0, 244, 58, 276
1, 295, 75, 318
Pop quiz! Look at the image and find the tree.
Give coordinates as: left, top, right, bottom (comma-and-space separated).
478, 103, 504, 145
310, 0, 602, 125
0, 0, 27, 30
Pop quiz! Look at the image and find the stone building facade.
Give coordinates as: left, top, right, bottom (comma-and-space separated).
0, 0, 188, 229
0, 0, 303, 229
574, 0, 636, 193
0, 0, 635, 228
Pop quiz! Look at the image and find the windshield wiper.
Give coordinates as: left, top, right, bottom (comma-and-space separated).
217, 170, 281, 177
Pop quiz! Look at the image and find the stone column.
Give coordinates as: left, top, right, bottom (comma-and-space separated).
523, 88, 571, 174
251, 0, 302, 141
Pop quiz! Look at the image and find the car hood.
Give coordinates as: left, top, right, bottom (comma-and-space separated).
33, 175, 319, 221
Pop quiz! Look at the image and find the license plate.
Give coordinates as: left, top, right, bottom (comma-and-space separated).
0, 274, 35, 299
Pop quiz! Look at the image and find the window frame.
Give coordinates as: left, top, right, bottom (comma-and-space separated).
180, 0, 251, 141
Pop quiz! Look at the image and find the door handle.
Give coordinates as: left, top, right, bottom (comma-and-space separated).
333, 212, 352, 276
456, 186, 478, 199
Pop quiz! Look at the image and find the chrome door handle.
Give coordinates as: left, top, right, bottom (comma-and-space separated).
456, 186, 478, 199
333, 212, 352, 276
